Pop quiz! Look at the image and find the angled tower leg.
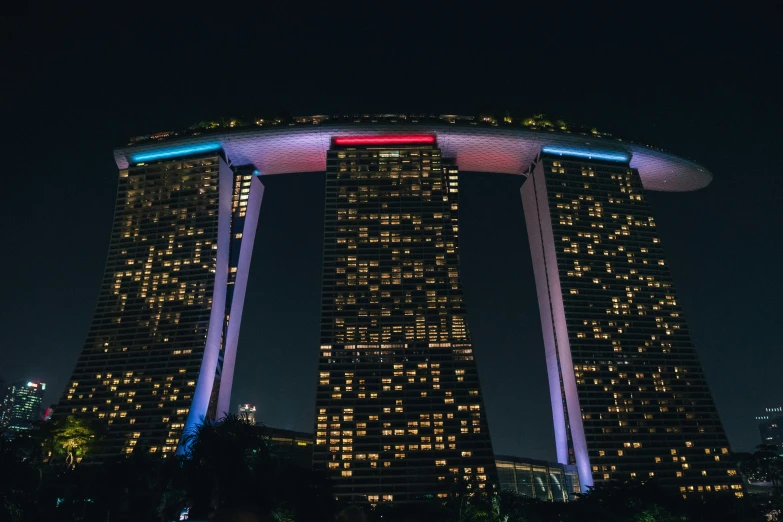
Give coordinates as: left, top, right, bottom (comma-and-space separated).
215, 174, 265, 419
179, 157, 234, 449
522, 160, 593, 491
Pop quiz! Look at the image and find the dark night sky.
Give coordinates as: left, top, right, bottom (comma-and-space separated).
1, 7, 781, 461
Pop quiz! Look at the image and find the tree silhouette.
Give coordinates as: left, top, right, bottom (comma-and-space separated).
737, 444, 783, 493
49, 415, 97, 467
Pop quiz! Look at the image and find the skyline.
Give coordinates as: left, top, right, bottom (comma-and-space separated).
48, 119, 745, 500
2, 9, 781, 466
9, 115, 780, 464
5, 146, 780, 461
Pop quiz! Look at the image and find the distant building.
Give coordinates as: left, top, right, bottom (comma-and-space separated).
756, 407, 783, 451
238, 404, 257, 425
0, 377, 5, 429
496, 455, 580, 502
1, 381, 46, 435
0, 376, 5, 417
259, 426, 313, 468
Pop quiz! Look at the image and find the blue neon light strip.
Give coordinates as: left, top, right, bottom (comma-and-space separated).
541, 146, 630, 163
131, 143, 222, 163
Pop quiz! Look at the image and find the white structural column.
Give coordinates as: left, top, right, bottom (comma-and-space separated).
521, 160, 593, 492
178, 157, 235, 453
216, 176, 265, 418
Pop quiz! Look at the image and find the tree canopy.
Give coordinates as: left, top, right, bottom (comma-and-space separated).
2, 417, 782, 521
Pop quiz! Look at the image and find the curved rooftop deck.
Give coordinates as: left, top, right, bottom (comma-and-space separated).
114, 118, 711, 192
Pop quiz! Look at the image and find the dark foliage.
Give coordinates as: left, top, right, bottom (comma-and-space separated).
0, 415, 335, 521
2, 419, 781, 521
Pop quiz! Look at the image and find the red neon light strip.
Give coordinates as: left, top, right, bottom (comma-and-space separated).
333, 135, 436, 146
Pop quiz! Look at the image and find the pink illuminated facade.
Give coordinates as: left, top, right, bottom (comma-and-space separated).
58, 116, 737, 499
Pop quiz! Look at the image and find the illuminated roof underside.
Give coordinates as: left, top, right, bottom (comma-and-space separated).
115, 124, 712, 192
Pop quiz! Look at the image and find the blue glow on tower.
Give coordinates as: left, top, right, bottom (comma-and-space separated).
131, 143, 222, 163
542, 146, 630, 163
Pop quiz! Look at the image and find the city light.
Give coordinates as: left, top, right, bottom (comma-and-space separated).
130, 143, 222, 163
58, 116, 736, 500
333, 135, 436, 146
541, 146, 630, 163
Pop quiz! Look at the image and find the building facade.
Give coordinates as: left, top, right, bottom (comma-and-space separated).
239, 403, 257, 425
0, 376, 5, 423
1, 381, 46, 435
57, 151, 263, 457
522, 152, 742, 496
259, 426, 314, 468
57, 115, 736, 501
496, 455, 580, 501
312, 136, 496, 502
756, 407, 783, 451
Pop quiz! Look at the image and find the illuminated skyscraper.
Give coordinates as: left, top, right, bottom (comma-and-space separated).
58, 149, 263, 457
238, 403, 257, 425
1, 381, 46, 435
522, 151, 742, 495
312, 136, 496, 503
60, 115, 736, 500
756, 407, 783, 450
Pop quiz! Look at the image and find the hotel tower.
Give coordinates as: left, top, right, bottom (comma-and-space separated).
59, 150, 264, 457
312, 136, 496, 502
522, 150, 740, 497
